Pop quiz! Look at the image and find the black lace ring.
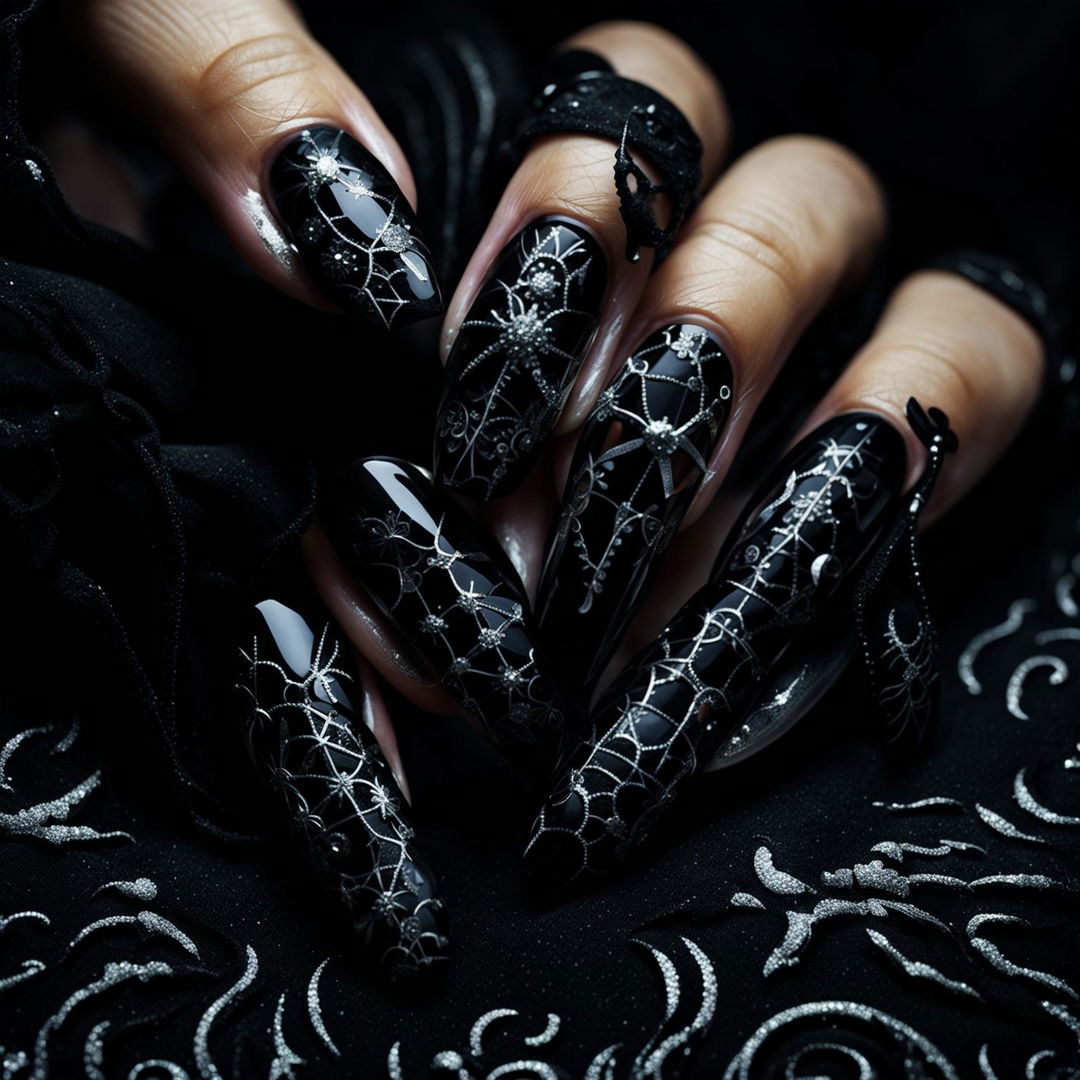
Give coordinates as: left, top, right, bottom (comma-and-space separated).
506, 49, 704, 263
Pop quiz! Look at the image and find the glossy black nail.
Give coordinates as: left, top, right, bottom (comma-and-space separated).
269, 126, 442, 327
239, 598, 449, 983
434, 217, 607, 500
525, 412, 907, 891
322, 458, 566, 771
536, 323, 734, 692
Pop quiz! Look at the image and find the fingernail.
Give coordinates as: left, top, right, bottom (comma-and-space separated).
536, 323, 733, 692
321, 458, 566, 771
240, 598, 449, 983
269, 126, 442, 327
434, 217, 607, 500
525, 411, 907, 891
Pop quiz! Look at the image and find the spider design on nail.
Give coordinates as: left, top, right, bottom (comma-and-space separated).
555, 325, 732, 617
239, 601, 448, 978
270, 127, 440, 328
528, 415, 905, 886
437, 219, 606, 500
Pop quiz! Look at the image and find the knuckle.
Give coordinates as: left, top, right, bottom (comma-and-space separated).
688, 209, 803, 307
191, 32, 322, 128
865, 335, 983, 409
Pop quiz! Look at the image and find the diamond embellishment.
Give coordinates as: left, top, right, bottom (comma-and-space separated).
381, 222, 411, 252
644, 418, 680, 456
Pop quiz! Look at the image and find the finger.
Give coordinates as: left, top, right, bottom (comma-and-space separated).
537, 136, 886, 691
241, 597, 449, 983
79, 0, 442, 326
802, 269, 1043, 523
432, 20, 728, 502
526, 269, 1042, 893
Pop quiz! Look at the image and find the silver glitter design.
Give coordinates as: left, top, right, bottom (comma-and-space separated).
872, 797, 965, 813
721, 1001, 961, 1080
1014, 767, 1080, 825
753, 846, 814, 895
0, 911, 49, 934
31, 961, 173, 1080
968, 915, 1078, 1000
242, 189, 297, 276
0, 726, 46, 791
524, 1014, 561, 1047
306, 958, 340, 1057
94, 877, 158, 901
0, 959, 46, 993
82, 1019, 110, 1080
24, 159, 43, 182
958, 599, 1037, 694
70, 912, 199, 958
866, 929, 984, 1000
194, 945, 258, 1080
268, 993, 305, 1079
438, 223, 597, 498
975, 804, 1047, 844
379, 221, 412, 253
730, 892, 766, 910
0, 722, 132, 845
1007, 656, 1069, 719
1054, 554, 1080, 618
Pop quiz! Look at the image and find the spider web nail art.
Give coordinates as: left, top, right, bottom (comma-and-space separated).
527, 414, 907, 887
239, 600, 448, 980
270, 126, 441, 328
537, 324, 733, 688
436, 219, 606, 499
327, 460, 565, 768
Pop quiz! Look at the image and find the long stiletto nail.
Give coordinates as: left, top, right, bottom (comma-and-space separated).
536, 323, 733, 691
269, 126, 442, 327
321, 458, 566, 769
239, 599, 449, 982
434, 217, 607, 500
525, 412, 907, 891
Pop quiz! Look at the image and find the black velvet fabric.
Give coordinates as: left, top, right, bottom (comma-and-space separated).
1, 1, 1079, 1076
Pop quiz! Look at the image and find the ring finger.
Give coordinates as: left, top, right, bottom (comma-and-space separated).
536, 135, 887, 690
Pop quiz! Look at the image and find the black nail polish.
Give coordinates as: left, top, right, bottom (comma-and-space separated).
322, 458, 566, 770
434, 217, 607, 500
269, 126, 442, 327
536, 323, 733, 692
525, 412, 907, 891
239, 598, 449, 982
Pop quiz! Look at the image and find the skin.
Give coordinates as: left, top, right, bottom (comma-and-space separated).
70, 3, 1044, 792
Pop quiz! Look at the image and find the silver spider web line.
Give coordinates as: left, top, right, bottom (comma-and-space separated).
276, 129, 427, 329
439, 223, 596, 495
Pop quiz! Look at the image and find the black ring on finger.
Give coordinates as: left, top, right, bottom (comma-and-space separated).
507, 49, 704, 263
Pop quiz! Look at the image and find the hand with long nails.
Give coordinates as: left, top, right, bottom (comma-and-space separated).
63, 0, 1044, 973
